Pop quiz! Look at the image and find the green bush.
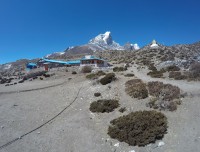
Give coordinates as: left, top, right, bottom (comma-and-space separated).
90, 99, 119, 113
108, 110, 168, 146
125, 79, 148, 99
100, 73, 116, 85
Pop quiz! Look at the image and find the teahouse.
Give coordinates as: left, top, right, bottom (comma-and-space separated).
80, 55, 108, 67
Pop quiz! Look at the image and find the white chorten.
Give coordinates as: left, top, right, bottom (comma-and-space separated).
150, 39, 159, 48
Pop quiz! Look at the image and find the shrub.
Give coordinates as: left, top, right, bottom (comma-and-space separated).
86, 71, 106, 79
147, 81, 181, 111
43, 73, 50, 78
125, 79, 148, 99
188, 62, 200, 80
94, 92, 101, 97
86, 73, 96, 79
148, 81, 180, 101
100, 73, 116, 85
72, 71, 77, 74
147, 70, 164, 78
90, 99, 119, 113
108, 110, 168, 146
166, 65, 180, 72
96, 70, 106, 76
124, 73, 134, 77
81, 66, 92, 73
169, 71, 187, 80
148, 64, 157, 71
119, 107, 126, 113
113, 67, 127, 72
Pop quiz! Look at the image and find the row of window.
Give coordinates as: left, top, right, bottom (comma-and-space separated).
81, 60, 104, 64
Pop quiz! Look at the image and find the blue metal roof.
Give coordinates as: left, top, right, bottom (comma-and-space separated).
67, 60, 80, 64
42, 59, 80, 65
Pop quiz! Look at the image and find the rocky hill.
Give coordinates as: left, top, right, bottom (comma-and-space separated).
95, 40, 200, 70
0, 58, 40, 77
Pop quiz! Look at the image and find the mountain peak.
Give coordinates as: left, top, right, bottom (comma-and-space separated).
88, 31, 123, 50
89, 31, 113, 45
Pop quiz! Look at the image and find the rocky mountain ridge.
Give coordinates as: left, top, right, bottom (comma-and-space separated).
46, 31, 139, 58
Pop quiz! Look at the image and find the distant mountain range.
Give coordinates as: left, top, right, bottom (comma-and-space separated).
45, 31, 140, 58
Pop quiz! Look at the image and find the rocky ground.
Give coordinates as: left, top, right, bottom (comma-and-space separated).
0, 65, 200, 152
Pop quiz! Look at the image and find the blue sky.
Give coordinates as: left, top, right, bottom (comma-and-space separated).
0, 0, 200, 64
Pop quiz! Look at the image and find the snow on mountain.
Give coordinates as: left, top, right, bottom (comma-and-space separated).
4, 64, 12, 70
45, 31, 139, 58
124, 42, 140, 50
45, 52, 65, 58
88, 31, 124, 50
133, 43, 140, 50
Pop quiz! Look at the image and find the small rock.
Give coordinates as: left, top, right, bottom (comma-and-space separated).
1, 126, 4, 129
129, 150, 135, 152
37, 132, 40, 134
114, 143, 119, 147
158, 141, 165, 147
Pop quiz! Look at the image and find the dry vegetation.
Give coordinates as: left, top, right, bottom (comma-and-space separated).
125, 79, 148, 99
81, 66, 92, 73
100, 73, 116, 85
124, 73, 134, 77
89, 99, 119, 113
86, 70, 106, 79
94, 92, 101, 97
113, 66, 127, 72
147, 81, 181, 111
108, 110, 168, 146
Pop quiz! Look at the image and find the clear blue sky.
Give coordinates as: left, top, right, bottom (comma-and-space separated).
0, 0, 200, 64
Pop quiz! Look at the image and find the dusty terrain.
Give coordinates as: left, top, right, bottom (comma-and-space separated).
0, 66, 200, 152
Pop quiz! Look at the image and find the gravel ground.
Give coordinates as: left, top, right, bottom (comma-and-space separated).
0, 67, 200, 152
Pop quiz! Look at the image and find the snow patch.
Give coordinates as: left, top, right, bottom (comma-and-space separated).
133, 43, 140, 50
4, 64, 12, 70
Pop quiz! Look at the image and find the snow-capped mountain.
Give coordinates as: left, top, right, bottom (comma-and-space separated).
124, 42, 140, 50
88, 31, 124, 50
45, 31, 139, 58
